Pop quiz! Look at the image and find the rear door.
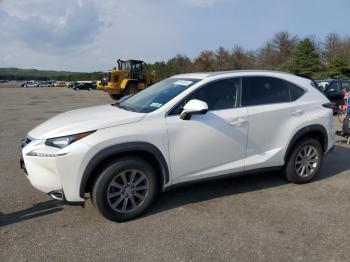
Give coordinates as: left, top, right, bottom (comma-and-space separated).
241, 76, 307, 170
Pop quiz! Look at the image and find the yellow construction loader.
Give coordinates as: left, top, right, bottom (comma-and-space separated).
99, 59, 156, 100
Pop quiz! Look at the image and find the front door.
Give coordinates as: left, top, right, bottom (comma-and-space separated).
165, 78, 248, 184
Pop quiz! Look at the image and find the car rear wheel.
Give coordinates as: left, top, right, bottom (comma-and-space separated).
92, 157, 158, 222
284, 138, 323, 184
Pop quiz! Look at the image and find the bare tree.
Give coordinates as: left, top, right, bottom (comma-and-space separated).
194, 50, 216, 72
323, 32, 343, 65
214, 47, 232, 71
270, 31, 298, 67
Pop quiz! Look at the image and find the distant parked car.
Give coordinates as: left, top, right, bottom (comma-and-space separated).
73, 82, 95, 91
55, 81, 67, 88
21, 81, 39, 87
315, 79, 348, 109
67, 81, 78, 89
38, 81, 54, 87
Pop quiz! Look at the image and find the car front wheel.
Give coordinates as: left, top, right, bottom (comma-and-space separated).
92, 157, 158, 222
284, 138, 323, 184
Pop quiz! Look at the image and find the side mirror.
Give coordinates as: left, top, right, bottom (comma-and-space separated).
180, 99, 208, 120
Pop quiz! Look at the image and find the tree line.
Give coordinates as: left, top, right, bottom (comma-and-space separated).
1, 32, 349, 81
0, 68, 102, 81
145, 32, 350, 80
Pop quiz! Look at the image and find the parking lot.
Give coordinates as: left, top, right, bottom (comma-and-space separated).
0, 86, 349, 262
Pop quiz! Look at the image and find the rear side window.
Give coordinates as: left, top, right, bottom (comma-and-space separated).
242, 77, 304, 106
327, 81, 341, 92
284, 80, 305, 101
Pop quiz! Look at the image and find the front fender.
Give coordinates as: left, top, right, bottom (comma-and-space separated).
79, 142, 170, 198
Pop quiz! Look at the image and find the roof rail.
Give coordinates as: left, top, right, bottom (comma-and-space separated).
206, 69, 297, 77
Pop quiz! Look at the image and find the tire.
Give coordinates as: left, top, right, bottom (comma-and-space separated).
92, 157, 158, 222
123, 83, 139, 96
284, 138, 323, 184
109, 94, 123, 100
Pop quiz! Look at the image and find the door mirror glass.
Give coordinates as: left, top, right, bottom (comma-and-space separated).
180, 99, 208, 120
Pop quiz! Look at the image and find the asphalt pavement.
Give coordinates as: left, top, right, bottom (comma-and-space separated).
1, 86, 349, 262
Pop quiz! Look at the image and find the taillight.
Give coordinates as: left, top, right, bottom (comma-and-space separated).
322, 103, 336, 109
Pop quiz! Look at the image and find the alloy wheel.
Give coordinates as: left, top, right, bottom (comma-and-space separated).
107, 169, 149, 213
294, 145, 319, 177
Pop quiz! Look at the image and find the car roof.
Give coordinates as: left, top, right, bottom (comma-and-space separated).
171, 70, 314, 88
172, 70, 300, 80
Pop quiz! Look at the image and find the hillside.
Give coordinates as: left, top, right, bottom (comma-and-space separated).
0, 68, 102, 81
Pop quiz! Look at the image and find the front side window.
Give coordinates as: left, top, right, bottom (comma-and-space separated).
117, 78, 199, 113
242, 77, 304, 106
170, 78, 241, 115
119, 62, 130, 70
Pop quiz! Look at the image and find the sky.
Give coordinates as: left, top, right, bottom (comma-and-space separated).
0, 0, 349, 72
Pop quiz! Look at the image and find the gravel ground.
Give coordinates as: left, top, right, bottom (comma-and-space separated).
0, 87, 349, 262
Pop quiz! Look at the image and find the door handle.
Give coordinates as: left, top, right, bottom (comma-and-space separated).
291, 109, 304, 116
229, 118, 247, 126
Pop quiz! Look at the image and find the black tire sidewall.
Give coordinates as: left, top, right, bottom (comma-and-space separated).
285, 138, 323, 184
92, 157, 158, 222
109, 94, 122, 100
124, 83, 138, 96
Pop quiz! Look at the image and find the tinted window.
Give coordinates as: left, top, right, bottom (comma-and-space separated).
285, 80, 305, 101
242, 77, 304, 106
341, 81, 350, 90
170, 78, 240, 115
327, 81, 341, 92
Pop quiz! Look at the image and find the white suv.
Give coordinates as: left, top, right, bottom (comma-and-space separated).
20, 71, 335, 221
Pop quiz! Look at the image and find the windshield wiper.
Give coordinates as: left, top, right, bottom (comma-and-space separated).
114, 103, 135, 112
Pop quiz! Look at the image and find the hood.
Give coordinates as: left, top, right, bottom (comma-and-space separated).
28, 104, 145, 139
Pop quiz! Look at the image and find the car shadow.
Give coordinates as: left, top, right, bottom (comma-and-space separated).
144, 144, 350, 219
315, 144, 350, 180
0, 200, 63, 227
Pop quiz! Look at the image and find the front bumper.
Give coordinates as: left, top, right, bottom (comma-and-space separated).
20, 137, 96, 202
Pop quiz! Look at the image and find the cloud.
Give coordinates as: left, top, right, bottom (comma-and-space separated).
0, 0, 104, 53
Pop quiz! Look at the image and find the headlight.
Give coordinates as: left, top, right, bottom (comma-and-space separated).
45, 131, 95, 149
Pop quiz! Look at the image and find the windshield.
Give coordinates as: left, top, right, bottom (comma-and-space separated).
117, 78, 199, 113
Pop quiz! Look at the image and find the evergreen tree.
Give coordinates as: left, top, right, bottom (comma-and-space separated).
327, 54, 350, 78
285, 38, 322, 78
